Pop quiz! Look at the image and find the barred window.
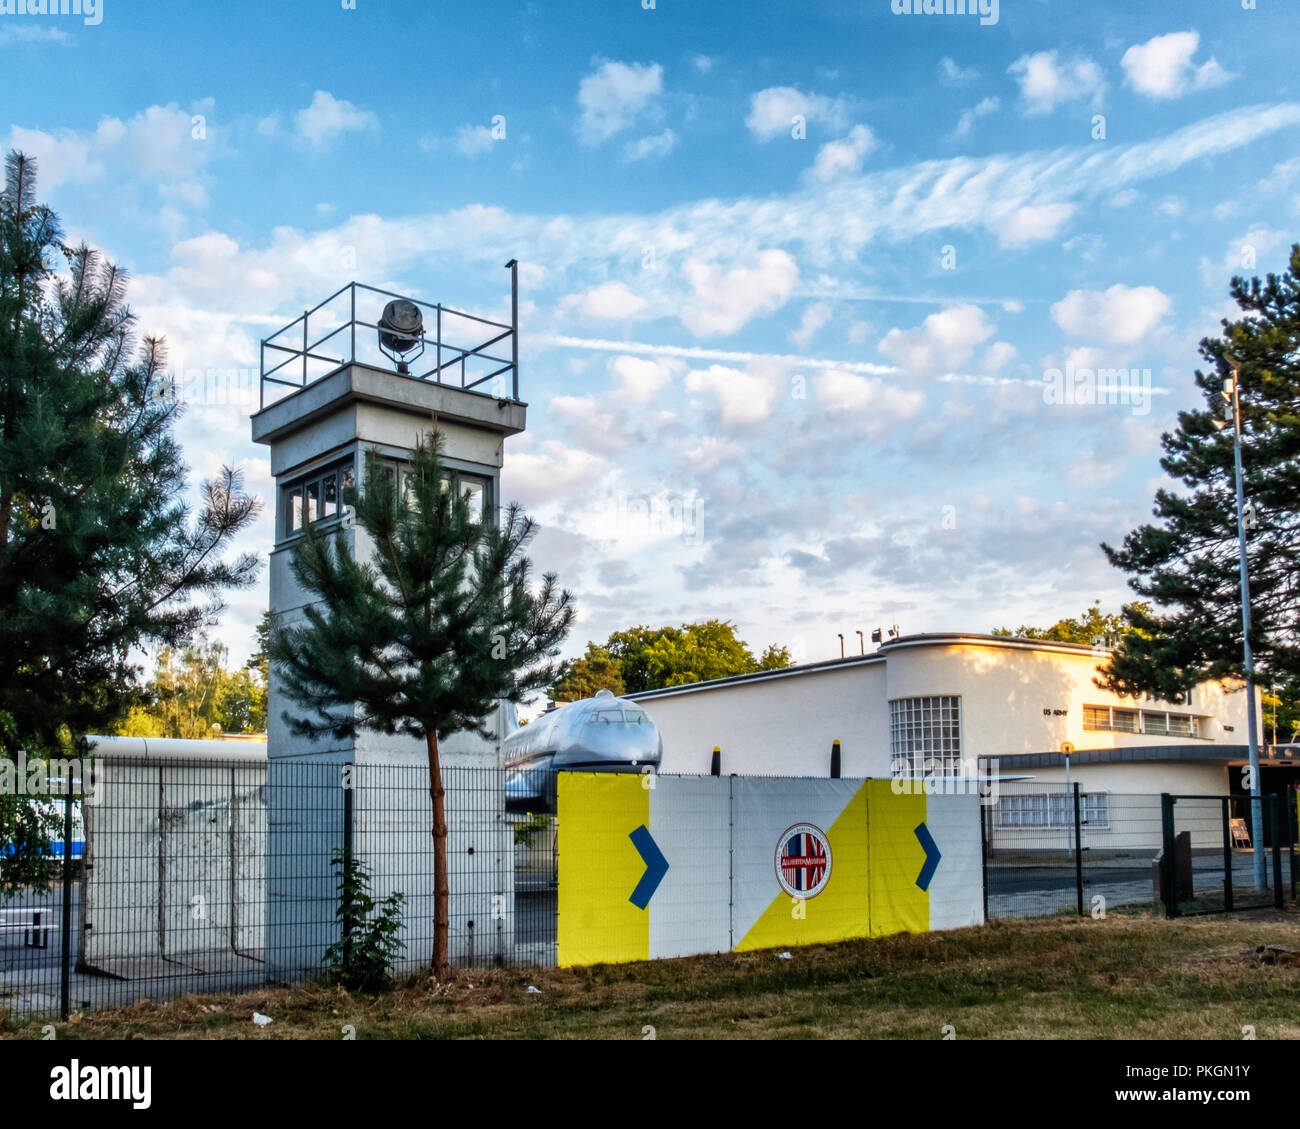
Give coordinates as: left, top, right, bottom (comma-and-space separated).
890, 696, 961, 778
1083, 704, 1201, 739
995, 792, 1109, 829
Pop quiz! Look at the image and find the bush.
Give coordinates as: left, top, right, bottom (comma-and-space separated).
323, 848, 406, 992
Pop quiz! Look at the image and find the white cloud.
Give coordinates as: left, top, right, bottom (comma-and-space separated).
804, 124, 876, 183
0, 24, 69, 44
952, 96, 999, 140
624, 129, 677, 163
1260, 157, 1300, 194
1051, 284, 1172, 345
576, 60, 663, 145
540, 335, 894, 376
455, 124, 496, 157
1201, 225, 1291, 284
608, 354, 683, 404
6, 103, 213, 205
504, 442, 607, 509
980, 341, 1019, 373
691, 54, 714, 74
293, 91, 378, 147
746, 86, 849, 141
679, 250, 799, 336
813, 370, 924, 434
939, 57, 979, 84
1122, 31, 1233, 100
878, 305, 996, 377
674, 435, 743, 473
789, 302, 833, 347
990, 203, 1075, 248
1008, 51, 1105, 114
685, 363, 782, 426
561, 280, 650, 321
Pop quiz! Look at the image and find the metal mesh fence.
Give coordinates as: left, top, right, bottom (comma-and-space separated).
1162, 793, 1294, 916
984, 782, 1296, 920
6, 757, 1295, 1022
0, 755, 556, 1023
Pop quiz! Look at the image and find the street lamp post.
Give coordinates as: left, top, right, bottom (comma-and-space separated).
1218, 354, 1266, 890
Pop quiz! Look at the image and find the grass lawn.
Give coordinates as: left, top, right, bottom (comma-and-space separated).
4, 904, 1298, 1040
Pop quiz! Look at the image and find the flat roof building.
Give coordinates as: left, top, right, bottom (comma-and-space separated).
627, 631, 1284, 797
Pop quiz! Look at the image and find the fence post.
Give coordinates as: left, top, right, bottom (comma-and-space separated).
1288, 784, 1297, 902
1160, 794, 1177, 919
727, 774, 734, 952
830, 739, 841, 779
1073, 782, 1084, 916
60, 771, 73, 1021
1221, 797, 1233, 913
341, 775, 354, 976
710, 746, 721, 776
1271, 794, 1284, 910
978, 783, 989, 924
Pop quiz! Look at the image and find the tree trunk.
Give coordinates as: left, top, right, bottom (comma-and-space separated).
426, 729, 450, 983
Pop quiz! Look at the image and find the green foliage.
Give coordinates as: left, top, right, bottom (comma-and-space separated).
323, 848, 406, 992
1100, 244, 1300, 702
0, 150, 262, 742
0, 711, 62, 896
513, 810, 553, 847
269, 432, 575, 743
112, 634, 267, 738
551, 644, 625, 700
993, 599, 1152, 647
242, 611, 271, 731
562, 620, 794, 695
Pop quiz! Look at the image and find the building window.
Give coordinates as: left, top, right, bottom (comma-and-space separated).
282, 458, 354, 539
374, 458, 492, 525
995, 792, 1110, 830
1083, 704, 1200, 738
890, 696, 961, 777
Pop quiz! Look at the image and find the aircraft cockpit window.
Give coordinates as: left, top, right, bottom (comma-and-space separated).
588, 707, 650, 725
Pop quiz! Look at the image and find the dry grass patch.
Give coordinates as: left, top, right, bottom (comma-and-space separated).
3, 906, 1298, 1040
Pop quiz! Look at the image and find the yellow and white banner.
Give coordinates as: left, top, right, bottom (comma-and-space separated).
557, 773, 982, 968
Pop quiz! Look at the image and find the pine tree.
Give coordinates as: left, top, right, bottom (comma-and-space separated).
1100, 244, 1300, 711
269, 431, 574, 982
0, 150, 261, 742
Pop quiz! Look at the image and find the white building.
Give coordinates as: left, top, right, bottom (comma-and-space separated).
627, 633, 1286, 849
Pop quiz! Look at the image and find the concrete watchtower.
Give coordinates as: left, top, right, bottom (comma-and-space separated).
250, 267, 526, 972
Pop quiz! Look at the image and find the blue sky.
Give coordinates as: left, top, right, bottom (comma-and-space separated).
3, 0, 1298, 674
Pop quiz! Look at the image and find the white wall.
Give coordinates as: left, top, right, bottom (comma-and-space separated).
642, 660, 887, 776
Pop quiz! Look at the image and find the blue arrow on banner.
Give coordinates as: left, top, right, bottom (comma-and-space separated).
628, 824, 669, 910
914, 822, 941, 892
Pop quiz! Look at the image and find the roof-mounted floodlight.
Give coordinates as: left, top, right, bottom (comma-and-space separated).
378, 298, 425, 374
